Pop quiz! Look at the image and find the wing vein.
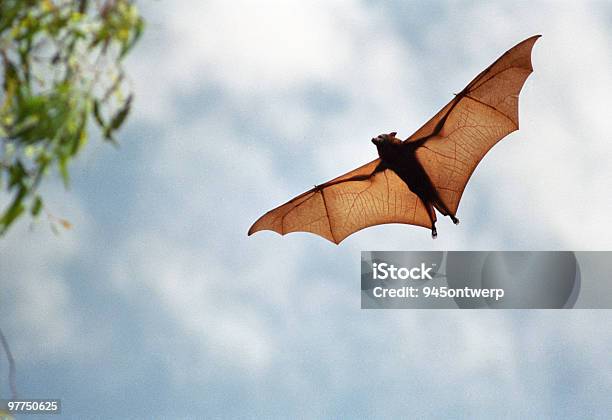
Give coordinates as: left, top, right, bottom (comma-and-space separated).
319, 189, 337, 243
464, 94, 518, 129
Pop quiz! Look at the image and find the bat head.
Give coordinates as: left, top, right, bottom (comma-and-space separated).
371, 132, 399, 146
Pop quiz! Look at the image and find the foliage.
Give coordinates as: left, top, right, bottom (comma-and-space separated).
0, 0, 143, 235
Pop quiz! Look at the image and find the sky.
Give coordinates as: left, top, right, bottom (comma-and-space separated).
1, 0, 612, 418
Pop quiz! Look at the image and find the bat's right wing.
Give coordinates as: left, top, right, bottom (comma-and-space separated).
405, 35, 540, 216
248, 159, 432, 244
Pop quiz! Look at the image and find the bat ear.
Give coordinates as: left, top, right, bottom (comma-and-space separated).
389, 132, 397, 137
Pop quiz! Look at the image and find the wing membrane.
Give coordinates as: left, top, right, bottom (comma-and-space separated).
408, 35, 540, 214
248, 159, 431, 244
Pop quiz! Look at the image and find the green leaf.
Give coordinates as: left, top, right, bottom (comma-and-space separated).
109, 94, 132, 131
8, 161, 27, 189
59, 157, 69, 187
31, 195, 43, 216
102, 127, 118, 146
92, 99, 105, 128
120, 17, 144, 58
70, 111, 89, 154
0, 203, 25, 231
0, 187, 27, 233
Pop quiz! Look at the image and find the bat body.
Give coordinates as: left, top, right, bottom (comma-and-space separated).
371, 133, 459, 238
249, 35, 540, 244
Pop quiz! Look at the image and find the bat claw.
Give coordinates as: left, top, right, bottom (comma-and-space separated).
452, 216, 460, 225
431, 229, 437, 239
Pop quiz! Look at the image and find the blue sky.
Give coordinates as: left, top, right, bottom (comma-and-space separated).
1, 0, 612, 418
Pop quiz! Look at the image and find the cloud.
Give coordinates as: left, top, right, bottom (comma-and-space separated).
0, 186, 97, 362
108, 0, 612, 390
108, 232, 296, 375
1, 1, 612, 418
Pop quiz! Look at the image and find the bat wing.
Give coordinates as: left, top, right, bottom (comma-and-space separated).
248, 159, 432, 244
406, 35, 540, 215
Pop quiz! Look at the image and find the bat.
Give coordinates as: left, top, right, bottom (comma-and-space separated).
248, 35, 540, 244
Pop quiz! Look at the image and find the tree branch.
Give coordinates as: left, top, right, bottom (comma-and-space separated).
0, 326, 17, 399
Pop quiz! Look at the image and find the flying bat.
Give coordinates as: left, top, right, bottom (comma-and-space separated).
249, 35, 540, 244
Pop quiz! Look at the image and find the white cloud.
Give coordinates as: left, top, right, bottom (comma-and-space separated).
2, 1, 612, 417
110, 0, 612, 384
0, 187, 97, 361
108, 231, 309, 376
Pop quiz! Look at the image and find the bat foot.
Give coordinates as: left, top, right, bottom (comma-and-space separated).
451, 216, 460, 225
431, 228, 438, 239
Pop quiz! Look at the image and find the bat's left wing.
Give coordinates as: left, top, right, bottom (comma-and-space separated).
248, 159, 432, 244
405, 35, 540, 215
